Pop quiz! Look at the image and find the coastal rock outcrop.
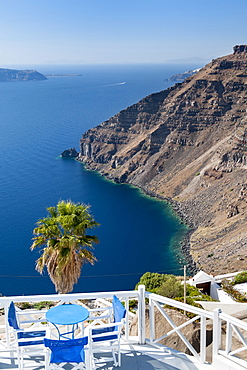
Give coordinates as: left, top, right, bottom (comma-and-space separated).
78, 46, 247, 275
61, 148, 78, 158
0, 68, 47, 81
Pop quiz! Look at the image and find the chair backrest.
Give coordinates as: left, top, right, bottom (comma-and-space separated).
8, 301, 20, 330
90, 296, 126, 342
8, 301, 46, 347
44, 337, 88, 363
112, 295, 126, 323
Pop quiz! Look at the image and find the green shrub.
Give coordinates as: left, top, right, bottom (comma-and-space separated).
16, 302, 33, 310
233, 271, 247, 284
186, 284, 201, 297
135, 272, 217, 314
222, 279, 247, 302
33, 301, 54, 310
135, 272, 174, 292
175, 296, 202, 308
128, 299, 137, 309
16, 301, 54, 310
156, 276, 184, 298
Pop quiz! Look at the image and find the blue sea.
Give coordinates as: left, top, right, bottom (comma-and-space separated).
0, 63, 201, 296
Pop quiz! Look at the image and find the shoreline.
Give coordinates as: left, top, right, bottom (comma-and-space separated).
77, 158, 199, 277
138, 185, 199, 277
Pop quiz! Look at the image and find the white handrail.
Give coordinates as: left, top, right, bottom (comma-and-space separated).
217, 310, 247, 368
0, 290, 139, 350
0, 290, 139, 303
1, 287, 247, 369
147, 292, 213, 364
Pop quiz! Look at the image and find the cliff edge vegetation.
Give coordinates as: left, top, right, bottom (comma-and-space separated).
78, 45, 247, 276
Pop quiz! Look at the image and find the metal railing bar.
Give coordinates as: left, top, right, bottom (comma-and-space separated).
231, 325, 247, 347
150, 299, 200, 360
0, 290, 139, 304
220, 312, 247, 331
229, 346, 247, 356
219, 350, 247, 369
153, 300, 201, 336
146, 292, 213, 319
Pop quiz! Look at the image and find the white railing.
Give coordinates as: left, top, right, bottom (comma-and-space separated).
144, 290, 247, 369
1, 285, 247, 369
146, 291, 213, 364
0, 289, 139, 350
213, 309, 247, 369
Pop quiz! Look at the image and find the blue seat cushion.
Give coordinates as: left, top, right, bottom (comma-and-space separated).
92, 326, 114, 335
17, 330, 46, 346
44, 337, 88, 363
92, 333, 118, 342
92, 325, 117, 342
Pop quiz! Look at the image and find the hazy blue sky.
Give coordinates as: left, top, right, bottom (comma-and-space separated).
0, 0, 246, 66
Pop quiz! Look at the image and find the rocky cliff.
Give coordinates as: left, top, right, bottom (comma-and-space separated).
0, 68, 47, 81
78, 45, 247, 275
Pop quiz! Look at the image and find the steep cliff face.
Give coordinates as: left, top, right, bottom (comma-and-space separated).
0, 68, 47, 81
78, 45, 247, 275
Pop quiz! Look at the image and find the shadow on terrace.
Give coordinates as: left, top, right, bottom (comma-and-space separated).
0, 285, 246, 370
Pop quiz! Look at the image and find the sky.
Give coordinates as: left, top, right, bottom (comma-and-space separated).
0, 0, 247, 66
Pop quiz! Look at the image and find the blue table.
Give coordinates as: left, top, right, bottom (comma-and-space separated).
46, 304, 89, 339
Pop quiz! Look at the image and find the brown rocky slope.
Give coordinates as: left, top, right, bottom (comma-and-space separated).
78, 45, 247, 276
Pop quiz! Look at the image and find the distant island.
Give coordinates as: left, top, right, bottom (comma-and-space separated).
164, 68, 200, 82
45, 74, 82, 77
0, 68, 47, 82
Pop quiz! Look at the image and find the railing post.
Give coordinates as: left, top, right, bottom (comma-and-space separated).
149, 296, 155, 344
138, 285, 146, 345
4, 301, 10, 350
213, 308, 222, 363
225, 321, 232, 355
124, 297, 129, 341
200, 315, 206, 363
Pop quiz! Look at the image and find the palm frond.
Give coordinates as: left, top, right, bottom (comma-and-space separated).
30, 200, 99, 293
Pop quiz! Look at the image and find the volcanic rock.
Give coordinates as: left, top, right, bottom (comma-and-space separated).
78, 46, 247, 275
61, 148, 78, 158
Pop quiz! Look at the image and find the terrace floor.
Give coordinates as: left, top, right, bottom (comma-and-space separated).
0, 342, 213, 370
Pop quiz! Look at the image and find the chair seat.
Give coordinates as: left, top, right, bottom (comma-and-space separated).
44, 337, 88, 370
7, 301, 48, 370
86, 295, 126, 369
92, 326, 114, 335
17, 330, 46, 346
92, 325, 118, 342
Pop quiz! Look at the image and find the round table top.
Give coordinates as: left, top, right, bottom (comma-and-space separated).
46, 304, 89, 325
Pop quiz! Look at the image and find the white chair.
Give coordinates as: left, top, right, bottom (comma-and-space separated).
86, 295, 126, 370
44, 337, 88, 370
8, 301, 49, 370
87, 321, 124, 370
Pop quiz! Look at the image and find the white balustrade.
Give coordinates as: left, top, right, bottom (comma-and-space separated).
0, 287, 247, 369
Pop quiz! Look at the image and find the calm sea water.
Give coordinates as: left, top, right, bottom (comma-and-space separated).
0, 63, 200, 296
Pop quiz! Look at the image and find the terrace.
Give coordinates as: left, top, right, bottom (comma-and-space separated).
0, 285, 246, 370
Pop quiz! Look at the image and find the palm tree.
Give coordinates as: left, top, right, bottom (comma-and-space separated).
31, 200, 99, 293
